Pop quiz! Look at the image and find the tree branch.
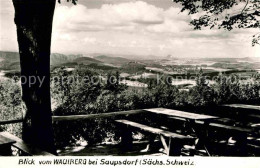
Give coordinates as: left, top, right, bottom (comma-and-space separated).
241, 0, 249, 14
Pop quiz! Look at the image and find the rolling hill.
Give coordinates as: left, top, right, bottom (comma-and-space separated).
94, 55, 132, 66
0, 51, 118, 72
0, 51, 82, 70
72, 57, 102, 65
0, 51, 20, 70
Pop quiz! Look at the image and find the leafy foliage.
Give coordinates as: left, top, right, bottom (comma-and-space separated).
187, 70, 217, 106
1, 67, 259, 148
58, 0, 77, 5
173, 0, 260, 45
0, 80, 22, 137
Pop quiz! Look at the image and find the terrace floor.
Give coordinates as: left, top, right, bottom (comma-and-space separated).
58, 141, 167, 156
57, 138, 260, 157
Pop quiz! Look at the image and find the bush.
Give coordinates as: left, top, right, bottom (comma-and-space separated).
0, 79, 22, 137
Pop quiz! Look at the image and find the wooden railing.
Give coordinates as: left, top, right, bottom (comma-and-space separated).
0, 109, 146, 125
0, 109, 146, 156
52, 109, 145, 121
0, 119, 23, 125
1, 106, 260, 156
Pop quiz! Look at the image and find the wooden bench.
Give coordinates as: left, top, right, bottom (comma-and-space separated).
251, 123, 260, 129
221, 104, 260, 127
219, 104, 260, 155
168, 116, 252, 134
167, 116, 254, 156
0, 134, 16, 156
248, 114, 260, 127
196, 121, 252, 134
115, 119, 195, 156
0, 132, 55, 156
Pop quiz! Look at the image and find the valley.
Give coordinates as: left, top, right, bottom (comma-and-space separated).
1, 51, 259, 88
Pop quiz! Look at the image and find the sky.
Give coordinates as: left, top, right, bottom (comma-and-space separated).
0, 0, 259, 59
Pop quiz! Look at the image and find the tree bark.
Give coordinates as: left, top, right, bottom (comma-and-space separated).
12, 0, 57, 154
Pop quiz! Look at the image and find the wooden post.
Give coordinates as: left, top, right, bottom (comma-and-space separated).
120, 125, 133, 151
168, 138, 183, 156
234, 133, 248, 156
0, 145, 13, 156
141, 134, 157, 152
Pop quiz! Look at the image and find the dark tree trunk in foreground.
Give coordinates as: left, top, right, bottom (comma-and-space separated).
12, 0, 57, 154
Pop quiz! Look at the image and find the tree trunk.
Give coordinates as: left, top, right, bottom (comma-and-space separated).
12, 0, 57, 154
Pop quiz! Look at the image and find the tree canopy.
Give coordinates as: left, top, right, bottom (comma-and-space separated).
172, 0, 260, 46
58, 0, 77, 5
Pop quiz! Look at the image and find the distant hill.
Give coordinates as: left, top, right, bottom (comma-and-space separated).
211, 62, 260, 69
58, 57, 104, 69
198, 57, 260, 64
0, 51, 20, 70
50, 53, 81, 65
72, 57, 102, 65
94, 55, 132, 66
199, 57, 239, 63
0, 51, 81, 70
0, 51, 19, 61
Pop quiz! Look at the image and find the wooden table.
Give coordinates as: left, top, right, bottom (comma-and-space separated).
144, 108, 218, 120
144, 108, 219, 156
0, 134, 16, 156
222, 104, 260, 118
222, 104, 260, 129
222, 104, 260, 111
